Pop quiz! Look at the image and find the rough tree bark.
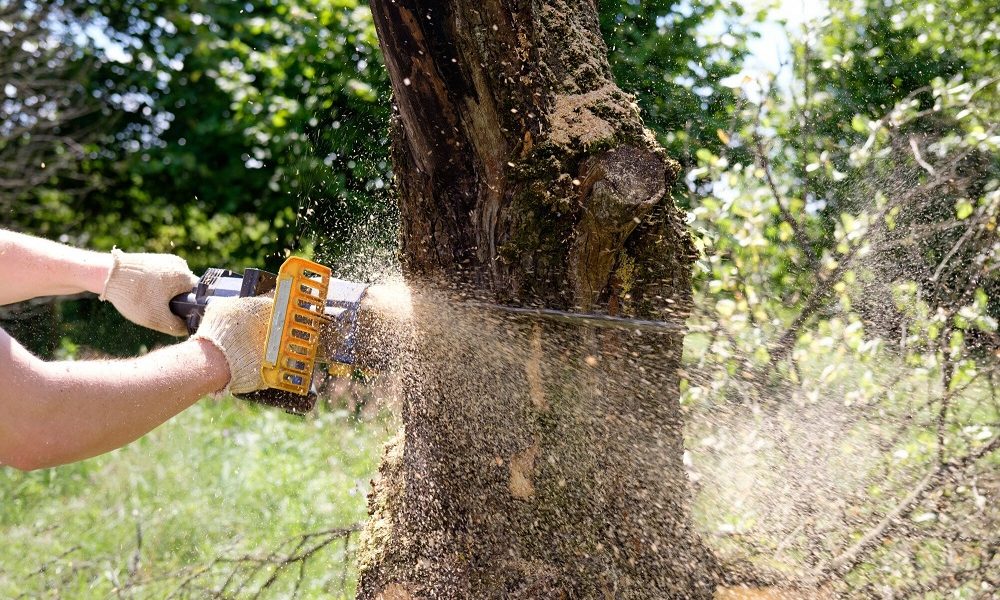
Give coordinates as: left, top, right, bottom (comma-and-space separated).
356, 1, 716, 598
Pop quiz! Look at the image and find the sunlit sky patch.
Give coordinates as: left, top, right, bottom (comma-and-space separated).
716, 0, 830, 99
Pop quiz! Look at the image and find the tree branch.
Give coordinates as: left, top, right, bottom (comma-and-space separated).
814, 434, 1000, 579
767, 142, 983, 365
750, 98, 816, 266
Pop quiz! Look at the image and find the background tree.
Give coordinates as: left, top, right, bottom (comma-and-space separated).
778, 0, 1000, 326
682, 1, 999, 594
2, 0, 392, 356
0, 2, 107, 355
601, 0, 755, 169
0, 3, 100, 203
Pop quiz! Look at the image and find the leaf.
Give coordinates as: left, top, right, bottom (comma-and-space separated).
955, 199, 974, 219
346, 78, 377, 102
715, 299, 736, 317
778, 221, 793, 242
716, 129, 731, 145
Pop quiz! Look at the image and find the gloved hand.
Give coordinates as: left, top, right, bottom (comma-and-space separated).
192, 296, 272, 394
100, 249, 199, 336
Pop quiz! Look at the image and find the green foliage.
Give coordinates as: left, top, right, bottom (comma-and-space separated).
775, 0, 1000, 317
803, 0, 966, 142
2, 299, 168, 359
600, 0, 758, 167
11, 0, 391, 273
680, 1, 999, 592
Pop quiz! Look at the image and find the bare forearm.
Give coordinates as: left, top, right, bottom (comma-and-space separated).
3, 338, 229, 470
0, 230, 113, 304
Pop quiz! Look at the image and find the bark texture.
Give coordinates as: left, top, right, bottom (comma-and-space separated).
357, 1, 714, 597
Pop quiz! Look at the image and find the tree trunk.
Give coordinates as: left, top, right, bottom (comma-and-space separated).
356, 1, 716, 597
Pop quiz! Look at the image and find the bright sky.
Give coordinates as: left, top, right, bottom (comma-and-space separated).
740, 0, 830, 94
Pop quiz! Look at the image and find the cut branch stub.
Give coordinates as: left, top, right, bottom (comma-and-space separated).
569, 146, 671, 309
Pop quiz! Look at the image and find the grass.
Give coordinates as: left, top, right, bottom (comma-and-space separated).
0, 396, 394, 599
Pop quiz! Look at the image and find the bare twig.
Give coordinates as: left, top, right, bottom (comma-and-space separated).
140, 525, 363, 598
930, 200, 992, 284
27, 545, 81, 578
248, 528, 355, 599
751, 111, 816, 265
0, 3, 106, 204
908, 136, 936, 175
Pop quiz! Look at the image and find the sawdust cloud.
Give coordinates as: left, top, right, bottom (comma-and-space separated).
334, 157, 999, 595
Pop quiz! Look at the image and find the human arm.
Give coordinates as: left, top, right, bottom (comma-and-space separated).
0, 229, 198, 335
0, 229, 113, 305
0, 328, 230, 471
0, 293, 271, 471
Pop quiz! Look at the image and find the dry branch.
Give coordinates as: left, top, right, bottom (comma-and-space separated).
104, 524, 364, 599
814, 434, 1000, 579
767, 141, 985, 365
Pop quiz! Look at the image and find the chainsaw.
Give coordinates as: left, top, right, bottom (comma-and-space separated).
169, 256, 689, 415
169, 257, 368, 415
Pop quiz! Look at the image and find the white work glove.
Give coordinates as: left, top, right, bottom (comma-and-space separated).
193, 296, 272, 394
100, 249, 199, 336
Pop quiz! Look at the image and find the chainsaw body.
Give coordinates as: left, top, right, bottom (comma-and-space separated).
169, 258, 368, 415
